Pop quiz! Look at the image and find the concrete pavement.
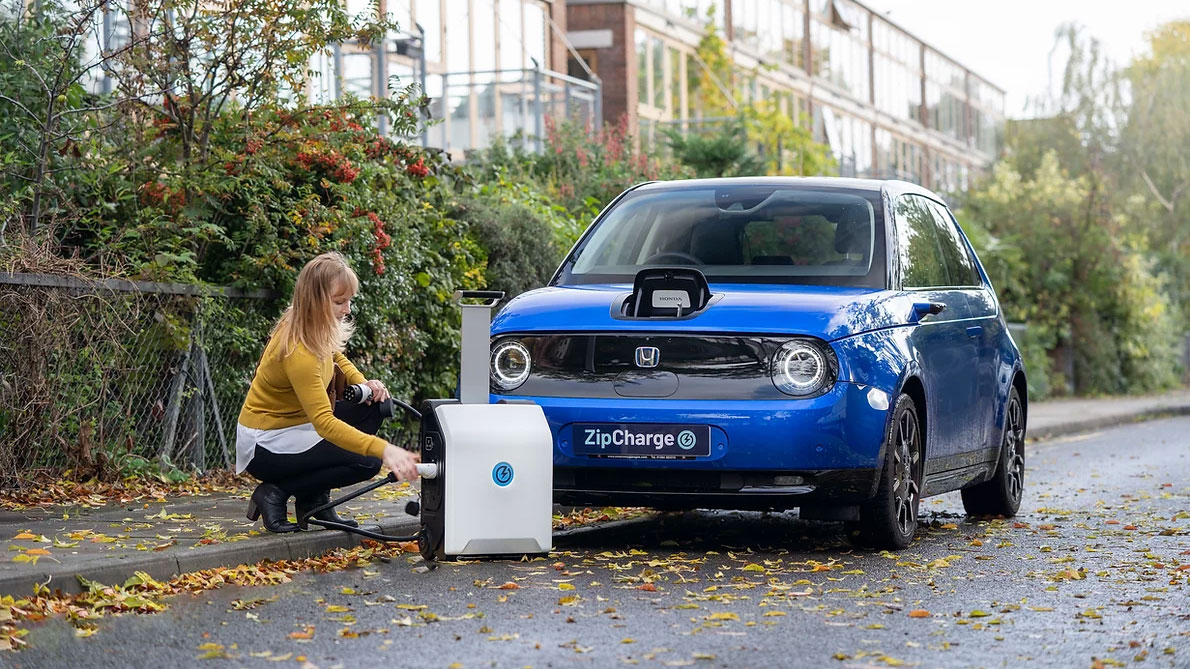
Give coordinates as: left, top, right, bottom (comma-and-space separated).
14, 415, 1190, 668
1026, 388, 1190, 440
2, 387, 1187, 598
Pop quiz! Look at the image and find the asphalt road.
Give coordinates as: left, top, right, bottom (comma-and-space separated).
8, 417, 1189, 669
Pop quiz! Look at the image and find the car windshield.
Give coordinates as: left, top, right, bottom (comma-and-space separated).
561, 185, 886, 287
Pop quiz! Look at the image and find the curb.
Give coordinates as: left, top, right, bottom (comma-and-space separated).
1, 516, 421, 598
1029, 405, 1190, 442
1, 513, 663, 598
552, 513, 660, 540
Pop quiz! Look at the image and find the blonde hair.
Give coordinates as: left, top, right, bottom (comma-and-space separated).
270, 252, 360, 361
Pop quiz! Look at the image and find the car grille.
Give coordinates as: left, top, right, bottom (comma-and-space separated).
494, 334, 796, 400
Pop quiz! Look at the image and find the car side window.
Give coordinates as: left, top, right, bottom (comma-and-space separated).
893, 195, 948, 289
927, 201, 980, 287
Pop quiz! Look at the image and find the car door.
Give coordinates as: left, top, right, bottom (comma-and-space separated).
891, 194, 978, 463
927, 201, 1001, 453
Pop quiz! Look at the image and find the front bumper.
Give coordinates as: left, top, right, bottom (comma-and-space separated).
492, 381, 892, 507
554, 468, 879, 510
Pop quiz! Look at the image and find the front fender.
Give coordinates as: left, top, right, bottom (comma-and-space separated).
832, 326, 916, 394
832, 326, 923, 498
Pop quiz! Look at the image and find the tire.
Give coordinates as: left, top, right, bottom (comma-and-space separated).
854, 393, 923, 550
961, 387, 1025, 517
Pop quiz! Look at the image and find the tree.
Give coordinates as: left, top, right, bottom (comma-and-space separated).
673, 6, 834, 178
960, 21, 1186, 395
1119, 21, 1190, 328
107, 0, 396, 176
965, 149, 1180, 396
0, 1, 145, 238
661, 117, 763, 177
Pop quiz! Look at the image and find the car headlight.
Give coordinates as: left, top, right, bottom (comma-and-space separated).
490, 339, 531, 391
771, 339, 835, 396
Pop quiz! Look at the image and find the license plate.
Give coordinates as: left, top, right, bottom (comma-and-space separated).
572, 423, 711, 458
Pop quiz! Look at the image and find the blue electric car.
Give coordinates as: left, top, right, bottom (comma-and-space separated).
488, 178, 1027, 549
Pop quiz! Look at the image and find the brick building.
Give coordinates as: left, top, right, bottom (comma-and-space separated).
78, 0, 1002, 189
564, 0, 1005, 191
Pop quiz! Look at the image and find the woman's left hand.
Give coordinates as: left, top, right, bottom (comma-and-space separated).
363, 379, 390, 404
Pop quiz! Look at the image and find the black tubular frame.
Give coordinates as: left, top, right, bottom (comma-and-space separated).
300, 472, 421, 541
297, 399, 424, 542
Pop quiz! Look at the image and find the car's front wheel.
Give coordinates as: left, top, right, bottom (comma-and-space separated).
961, 387, 1025, 517
853, 393, 923, 550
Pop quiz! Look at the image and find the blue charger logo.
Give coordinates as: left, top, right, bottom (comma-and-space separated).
492, 462, 514, 487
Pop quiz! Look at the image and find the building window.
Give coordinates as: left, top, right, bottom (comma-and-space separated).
637, 28, 649, 108
415, 0, 442, 63
652, 36, 666, 109
473, 0, 496, 80
670, 47, 683, 118
523, 0, 547, 69
499, 0, 523, 74
444, 0, 470, 72
569, 49, 598, 81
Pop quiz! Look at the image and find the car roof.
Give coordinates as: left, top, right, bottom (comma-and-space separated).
633, 176, 946, 206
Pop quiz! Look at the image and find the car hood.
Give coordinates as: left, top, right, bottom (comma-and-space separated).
491, 283, 915, 341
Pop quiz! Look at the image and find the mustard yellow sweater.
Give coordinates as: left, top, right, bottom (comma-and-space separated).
237, 337, 387, 458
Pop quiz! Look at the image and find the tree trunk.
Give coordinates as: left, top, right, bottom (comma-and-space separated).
28, 98, 56, 236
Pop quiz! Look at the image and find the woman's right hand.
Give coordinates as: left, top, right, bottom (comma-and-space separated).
382, 443, 420, 482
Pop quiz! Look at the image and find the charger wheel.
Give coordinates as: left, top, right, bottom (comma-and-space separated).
417, 529, 432, 562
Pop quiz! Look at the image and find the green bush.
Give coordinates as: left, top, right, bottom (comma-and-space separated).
452, 171, 577, 304
961, 151, 1182, 397
473, 116, 692, 227
662, 118, 765, 178
45, 97, 485, 404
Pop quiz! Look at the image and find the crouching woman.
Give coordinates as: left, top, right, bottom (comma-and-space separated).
236, 252, 419, 532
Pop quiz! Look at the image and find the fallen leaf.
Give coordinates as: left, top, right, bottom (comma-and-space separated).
288, 626, 315, 640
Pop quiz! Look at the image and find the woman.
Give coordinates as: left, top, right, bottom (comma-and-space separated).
236, 252, 420, 532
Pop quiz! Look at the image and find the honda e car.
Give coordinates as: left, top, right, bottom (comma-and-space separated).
487, 178, 1027, 549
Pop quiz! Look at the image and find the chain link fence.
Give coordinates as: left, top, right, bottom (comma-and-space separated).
0, 273, 281, 490
1, 272, 425, 492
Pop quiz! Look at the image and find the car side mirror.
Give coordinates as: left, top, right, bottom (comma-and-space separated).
910, 301, 946, 323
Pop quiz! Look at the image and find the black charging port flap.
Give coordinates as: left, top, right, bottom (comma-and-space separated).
629, 267, 711, 318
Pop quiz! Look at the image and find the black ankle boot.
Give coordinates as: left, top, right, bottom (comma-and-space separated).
246, 483, 299, 533
296, 490, 359, 529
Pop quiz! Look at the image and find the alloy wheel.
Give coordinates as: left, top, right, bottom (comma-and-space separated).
892, 409, 921, 537
1004, 395, 1025, 503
